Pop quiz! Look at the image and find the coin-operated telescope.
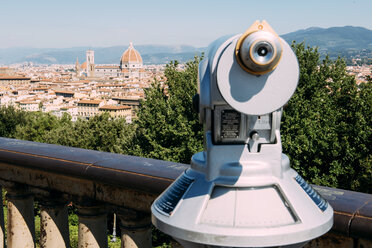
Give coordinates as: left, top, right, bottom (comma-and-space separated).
151, 20, 333, 247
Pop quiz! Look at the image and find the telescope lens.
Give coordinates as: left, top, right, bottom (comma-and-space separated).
258, 47, 268, 56
252, 41, 274, 65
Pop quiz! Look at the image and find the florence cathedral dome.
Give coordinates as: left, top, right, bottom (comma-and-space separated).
120, 42, 143, 70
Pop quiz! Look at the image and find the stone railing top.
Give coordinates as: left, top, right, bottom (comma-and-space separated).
0, 137, 188, 194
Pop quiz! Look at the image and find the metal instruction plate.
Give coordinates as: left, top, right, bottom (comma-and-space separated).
294, 174, 328, 212
221, 109, 240, 139
154, 173, 194, 216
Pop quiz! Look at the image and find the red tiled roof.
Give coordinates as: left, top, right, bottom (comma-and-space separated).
81, 62, 87, 69
95, 66, 120, 69
55, 90, 75, 94
99, 105, 130, 110
78, 100, 102, 104
0, 76, 31, 80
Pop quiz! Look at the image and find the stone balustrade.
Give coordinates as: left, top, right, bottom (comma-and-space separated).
0, 137, 370, 248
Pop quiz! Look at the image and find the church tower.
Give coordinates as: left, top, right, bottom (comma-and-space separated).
86, 50, 95, 77
75, 57, 80, 76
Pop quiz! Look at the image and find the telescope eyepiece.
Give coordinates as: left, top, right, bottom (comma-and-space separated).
236, 30, 282, 75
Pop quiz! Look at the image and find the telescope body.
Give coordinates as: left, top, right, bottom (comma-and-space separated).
151, 21, 333, 248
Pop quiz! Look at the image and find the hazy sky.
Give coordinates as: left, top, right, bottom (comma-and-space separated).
0, 0, 371, 48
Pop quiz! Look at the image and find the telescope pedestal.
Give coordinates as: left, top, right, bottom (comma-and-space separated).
152, 140, 333, 247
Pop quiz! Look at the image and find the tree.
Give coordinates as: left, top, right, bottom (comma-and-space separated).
131, 58, 203, 164
13, 111, 62, 142
70, 113, 136, 153
12, 111, 136, 155
281, 43, 371, 193
0, 105, 28, 138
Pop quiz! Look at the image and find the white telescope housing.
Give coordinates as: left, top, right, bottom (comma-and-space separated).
151, 20, 333, 248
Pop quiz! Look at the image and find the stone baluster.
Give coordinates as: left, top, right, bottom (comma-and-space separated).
38, 195, 70, 248
6, 184, 35, 248
117, 208, 152, 248
76, 201, 107, 248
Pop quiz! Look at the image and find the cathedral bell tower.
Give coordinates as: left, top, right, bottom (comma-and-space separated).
75, 57, 80, 76
86, 50, 95, 77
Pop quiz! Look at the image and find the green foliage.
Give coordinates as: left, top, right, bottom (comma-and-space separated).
67, 207, 79, 248
69, 224, 78, 248
12, 112, 136, 154
281, 42, 371, 193
0, 105, 28, 138
130, 58, 203, 163
107, 236, 121, 248
13, 111, 66, 143
35, 214, 41, 247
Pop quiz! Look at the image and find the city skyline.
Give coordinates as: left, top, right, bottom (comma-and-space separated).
0, 0, 371, 49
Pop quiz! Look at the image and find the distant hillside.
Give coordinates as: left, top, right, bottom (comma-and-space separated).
282, 26, 372, 62
282, 26, 372, 50
0, 26, 370, 65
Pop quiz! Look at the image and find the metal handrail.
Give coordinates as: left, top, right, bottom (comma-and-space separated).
0, 137, 370, 240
